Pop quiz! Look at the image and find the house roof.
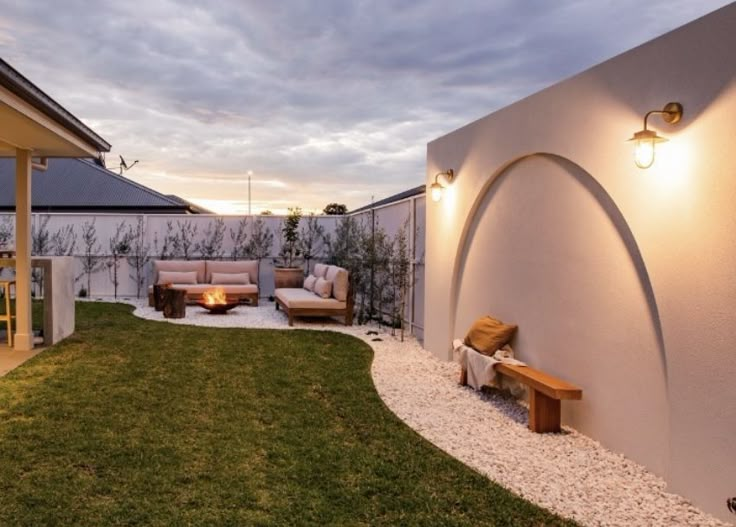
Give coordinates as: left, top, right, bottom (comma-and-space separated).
0, 157, 203, 213
350, 184, 425, 214
0, 58, 110, 153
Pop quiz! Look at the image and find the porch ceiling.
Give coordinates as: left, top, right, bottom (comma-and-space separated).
0, 84, 102, 158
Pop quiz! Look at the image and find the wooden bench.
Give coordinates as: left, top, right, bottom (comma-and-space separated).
461, 363, 582, 433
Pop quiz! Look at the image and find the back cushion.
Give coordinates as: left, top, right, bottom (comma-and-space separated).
313, 263, 328, 278
206, 260, 258, 285
211, 272, 250, 285
154, 260, 205, 283
314, 277, 332, 299
158, 270, 198, 285
325, 266, 349, 301
464, 315, 518, 356
303, 274, 317, 292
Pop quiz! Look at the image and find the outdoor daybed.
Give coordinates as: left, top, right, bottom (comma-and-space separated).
147, 259, 259, 306
275, 263, 353, 326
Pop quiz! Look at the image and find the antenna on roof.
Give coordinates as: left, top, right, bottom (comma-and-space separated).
109, 155, 139, 175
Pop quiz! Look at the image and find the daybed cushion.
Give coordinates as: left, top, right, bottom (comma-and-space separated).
170, 284, 258, 295
206, 260, 258, 285
158, 270, 198, 285
303, 274, 317, 291
211, 272, 250, 285
275, 288, 346, 310
325, 265, 349, 302
313, 263, 329, 278
154, 260, 205, 283
464, 315, 518, 356
314, 277, 332, 298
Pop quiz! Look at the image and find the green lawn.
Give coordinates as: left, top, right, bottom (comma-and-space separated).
0, 302, 577, 526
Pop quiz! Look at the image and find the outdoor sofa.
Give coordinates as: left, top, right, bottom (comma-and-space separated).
148, 259, 259, 306
275, 263, 353, 326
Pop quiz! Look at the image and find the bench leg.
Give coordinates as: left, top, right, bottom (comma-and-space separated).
288, 312, 294, 327
528, 389, 561, 433
459, 366, 467, 386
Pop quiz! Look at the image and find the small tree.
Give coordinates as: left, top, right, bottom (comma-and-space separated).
127, 216, 151, 299
298, 215, 327, 274
153, 220, 176, 260
51, 225, 77, 256
229, 217, 249, 260
388, 220, 413, 341
107, 221, 132, 299
246, 217, 274, 261
0, 216, 13, 250
246, 217, 274, 287
31, 215, 52, 295
323, 203, 348, 215
171, 220, 198, 260
275, 207, 302, 268
79, 219, 104, 296
196, 218, 225, 260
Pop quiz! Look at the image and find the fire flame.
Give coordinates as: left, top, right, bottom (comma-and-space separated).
202, 287, 228, 305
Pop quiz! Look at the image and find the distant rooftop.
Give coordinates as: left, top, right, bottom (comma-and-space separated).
0, 158, 205, 214
351, 184, 425, 214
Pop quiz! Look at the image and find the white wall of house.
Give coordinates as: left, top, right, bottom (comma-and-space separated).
425, 4, 736, 522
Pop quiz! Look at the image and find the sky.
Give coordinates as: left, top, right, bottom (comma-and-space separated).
0, 0, 731, 214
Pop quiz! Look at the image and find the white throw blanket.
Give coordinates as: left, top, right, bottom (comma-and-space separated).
453, 339, 526, 391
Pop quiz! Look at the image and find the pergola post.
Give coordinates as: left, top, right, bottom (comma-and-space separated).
14, 148, 33, 351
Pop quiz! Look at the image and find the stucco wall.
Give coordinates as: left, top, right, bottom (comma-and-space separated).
425, 4, 736, 522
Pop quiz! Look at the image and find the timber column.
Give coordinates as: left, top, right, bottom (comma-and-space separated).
14, 149, 33, 350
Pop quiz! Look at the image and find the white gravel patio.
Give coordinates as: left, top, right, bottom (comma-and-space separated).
125, 298, 731, 527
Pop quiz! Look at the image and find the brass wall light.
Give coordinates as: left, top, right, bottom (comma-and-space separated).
429, 169, 455, 202
628, 102, 683, 168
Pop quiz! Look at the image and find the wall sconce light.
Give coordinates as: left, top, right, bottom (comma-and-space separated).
628, 102, 683, 168
429, 169, 455, 202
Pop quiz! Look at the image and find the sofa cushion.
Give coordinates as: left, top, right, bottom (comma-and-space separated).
313, 263, 329, 278
158, 270, 198, 285
303, 274, 317, 292
154, 260, 205, 283
325, 266, 349, 302
314, 277, 332, 298
206, 260, 258, 285
275, 288, 346, 310
464, 315, 518, 356
211, 272, 250, 285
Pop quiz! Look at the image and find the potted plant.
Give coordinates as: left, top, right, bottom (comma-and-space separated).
273, 207, 304, 289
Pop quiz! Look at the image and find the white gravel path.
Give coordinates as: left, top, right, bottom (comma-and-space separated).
117, 298, 731, 527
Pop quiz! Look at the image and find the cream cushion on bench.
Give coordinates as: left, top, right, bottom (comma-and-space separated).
325, 265, 349, 301
154, 260, 206, 284
275, 288, 346, 310
206, 260, 258, 283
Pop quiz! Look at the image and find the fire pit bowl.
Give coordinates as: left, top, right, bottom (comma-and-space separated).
196, 301, 240, 314
197, 287, 240, 314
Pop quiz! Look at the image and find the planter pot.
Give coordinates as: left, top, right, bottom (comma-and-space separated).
274, 267, 304, 289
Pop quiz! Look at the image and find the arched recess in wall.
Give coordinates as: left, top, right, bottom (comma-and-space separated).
449, 152, 670, 474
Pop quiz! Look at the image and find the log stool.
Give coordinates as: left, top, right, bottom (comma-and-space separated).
0, 280, 16, 347
163, 288, 186, 319
153, 283, 171, 312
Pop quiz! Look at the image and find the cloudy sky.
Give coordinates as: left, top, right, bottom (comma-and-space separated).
0, 1, 730, 214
